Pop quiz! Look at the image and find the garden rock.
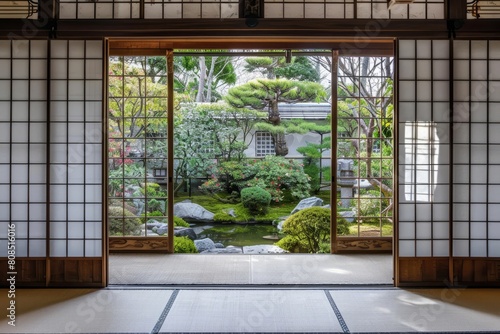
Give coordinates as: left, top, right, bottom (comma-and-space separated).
227, 208, 236, 217
340, 210, 356, 223
201, 246, 243, 254
291, 197, 324, 214
174, 227, 197, 240
174, 202, 214, 222
194, 238, 216, 252
243, 245, 288, 254
214, 243, 225, 248
146, 219, 164, 230
153, 224, 168, 235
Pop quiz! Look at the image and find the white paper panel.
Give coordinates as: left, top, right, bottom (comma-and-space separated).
0, 41, 10, 57
29, 221, 46, 238
11, 184, 27, 202
50, 204, 67, 221
416, 222, 432, 239
416, 240, 432, 256
433, 222, 449, 239
50, 184, 66, 202
0, 80, 11, 100
11, 164, 28, 183
453, 240, 469, 257
29, 240, 46, 257
68, 185, 85, 202
85, 185, 102, 202
85, 240, 102, 257
12, 60, 29, 79
11, 203, 28, 220
490, 223, 500, 238
14, 221, 28, 238
68, 240, 84, 256
29, 204, 46, 220
399, 222, 415, 239
471, 222, 487, 238
488, 241, 500, 257
85, 221, 102, 238
12, 41, 29, 58
470, 185, 487, 202
50, 240, 67, 257
68, 204, 85, 221
399, 240, 415, 257
433, 240, 449, 256
12, 80, 29, 100
30, 40, 47, 58
0, 204, 9, 221
15, 240, 27, 257
68, 221, 84, 238
68, 80, 85, 100
470, 240, 487, 257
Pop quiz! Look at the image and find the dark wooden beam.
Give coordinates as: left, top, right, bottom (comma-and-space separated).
446, 0, 467, 20
1, 18, 500, 40
55, 19, 451, 39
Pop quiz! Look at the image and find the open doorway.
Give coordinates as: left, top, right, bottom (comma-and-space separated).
106, 40, 394, 285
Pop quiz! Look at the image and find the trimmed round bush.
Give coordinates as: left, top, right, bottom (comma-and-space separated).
276, 207, 351, 253
109, 206, 142, 236
174, 236, 198, 253
278, 207, 330, 253
241, 186, 272, 215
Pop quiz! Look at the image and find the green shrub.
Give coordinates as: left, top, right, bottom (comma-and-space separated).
241, 186, 272, 215
108, 206, 142, 236
337, 217, 350, 236
279, 207, 331, 253
275, 235, 308, 253
174, 236, 198, 253
174, 216, 190, 227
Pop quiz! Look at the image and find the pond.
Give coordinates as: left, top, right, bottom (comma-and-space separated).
194, 223, 279, 248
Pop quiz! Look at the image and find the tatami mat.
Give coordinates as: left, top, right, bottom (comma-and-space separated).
329, 289, 500, 333
1, 287, 499, 333
109, 253, 393, 285
0, 289, 173, 333
159, 289, 343, 333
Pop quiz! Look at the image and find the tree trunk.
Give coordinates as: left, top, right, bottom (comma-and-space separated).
268, 98, 288, 156
196, 56, 206, 102
205, 56, 217, 102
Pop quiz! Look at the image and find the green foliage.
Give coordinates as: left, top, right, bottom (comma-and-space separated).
213, 210, 237, 223
241, 187, 272, 215
108, 164, 145, 197
279, 207, 330, 253
336, 217, 350, 236
174, 236, 198, 253
174, 216, 190, 227
108, 206, 142, 236
203, 156, 310, 203
275, 235, 308, 253
244, 156, 310, 202
276, 208, 349, 253
226, 78, 326, 110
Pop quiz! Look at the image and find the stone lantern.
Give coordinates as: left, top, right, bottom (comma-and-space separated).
337, 159, 355, 207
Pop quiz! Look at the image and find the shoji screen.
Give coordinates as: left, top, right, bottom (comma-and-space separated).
49, 40, 104, 285
0, 40, 48, 284
0, 39, 105, 287
452, 40, 500, 284
397, 40, 451, 285
57, 0, 444, 19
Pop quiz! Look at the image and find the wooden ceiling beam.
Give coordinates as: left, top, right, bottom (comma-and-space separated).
1, 18, 499, 40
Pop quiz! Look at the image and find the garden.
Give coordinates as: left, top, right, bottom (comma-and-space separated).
107, 53, 394, 253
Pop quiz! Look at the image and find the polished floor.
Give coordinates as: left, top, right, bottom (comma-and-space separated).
109, 253, 393, 285
1, 287, 499, 333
